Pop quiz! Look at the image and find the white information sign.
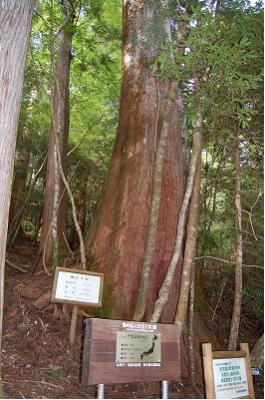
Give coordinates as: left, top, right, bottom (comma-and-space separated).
213, 357, 249, 399
52, 268, 103, 306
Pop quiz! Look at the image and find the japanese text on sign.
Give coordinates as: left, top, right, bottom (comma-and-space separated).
116, 331, 161, 367
213, 358, 249, 399
54, 270, 101, 305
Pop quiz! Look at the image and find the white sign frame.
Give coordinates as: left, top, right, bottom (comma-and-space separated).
51, 267, 104, 307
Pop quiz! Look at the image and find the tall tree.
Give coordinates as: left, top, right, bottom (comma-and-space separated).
39, 0, 76, 267
0, 0, 35, 392
86, 0, 185, 322
228, 131, 243, 350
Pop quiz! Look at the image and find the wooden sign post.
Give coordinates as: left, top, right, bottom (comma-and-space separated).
51, 267, 104, 344
202, 343, 255, 399
82, 318, 187, 386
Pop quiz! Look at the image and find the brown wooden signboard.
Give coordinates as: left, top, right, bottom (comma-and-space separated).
82, 318, 187, 385
202, 343, 255, 399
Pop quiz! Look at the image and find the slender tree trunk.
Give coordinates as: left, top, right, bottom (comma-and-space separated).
188, 261, 196, 385
70, 184, 86, 250
39, 2, 75, 267
8, 148, 30, 228
9, 87, 36, 231
174, 118, 202, 328
86, 1, 184, 322
0, 0, 34, 391
8, 154, 47, 246
228, 133, 243, 350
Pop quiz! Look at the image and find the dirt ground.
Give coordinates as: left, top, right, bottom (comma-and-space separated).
1, 240, 264, 399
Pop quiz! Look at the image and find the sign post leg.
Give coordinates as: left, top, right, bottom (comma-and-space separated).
161, 380, 169, 399
69, 304, 78, 345
97, 384, 104, 399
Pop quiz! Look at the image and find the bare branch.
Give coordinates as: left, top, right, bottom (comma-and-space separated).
195, 255, 263, 270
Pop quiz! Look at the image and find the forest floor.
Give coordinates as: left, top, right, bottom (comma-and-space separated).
2, 239, 264, 399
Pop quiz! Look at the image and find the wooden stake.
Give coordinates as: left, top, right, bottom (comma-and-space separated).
240, 343, 255, 399
202, 343, 216, 399
69, 304, 78, 345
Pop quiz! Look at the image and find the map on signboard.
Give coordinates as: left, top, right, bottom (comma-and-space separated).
116, 331, 161, 367
53, 270, 102, 305
213, 357, 249, 399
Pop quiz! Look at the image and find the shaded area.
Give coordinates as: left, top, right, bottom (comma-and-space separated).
2, 240, 263, 399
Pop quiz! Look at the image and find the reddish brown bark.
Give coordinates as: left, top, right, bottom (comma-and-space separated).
86, 1, 184, 322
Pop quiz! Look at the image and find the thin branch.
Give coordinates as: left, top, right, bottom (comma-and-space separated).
54, 131, 86, 270
42, 161, 80, 274
8, 153, 48, 245
5, 259, 28, 274
242, 209, 258, 241
3, 380, 64, 390
34, 11, 50, 31
195, 255, 263, 270
67, 115, 104, 157
211, 278, 228, 321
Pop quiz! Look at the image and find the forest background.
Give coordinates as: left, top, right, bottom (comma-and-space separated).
0, 0, 264, 394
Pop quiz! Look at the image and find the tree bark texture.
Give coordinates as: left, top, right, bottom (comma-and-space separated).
86, 1, 184, 322
150, 113, 202, 323
174, 115, 202, 328
40, 4, 74, 266
8, 148, 30, 228
133, 79, 179, 322
70, 183, 86, 250
0, 0, 34, 376
228, 135, 243, 350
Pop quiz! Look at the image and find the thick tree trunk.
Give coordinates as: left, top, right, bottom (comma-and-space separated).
228, 134, 243, 350
0, 0, 34, 387
39, 3, 74, 267
86, 1, 184, 322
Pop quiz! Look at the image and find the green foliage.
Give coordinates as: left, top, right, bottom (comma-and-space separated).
12, 0, 263, 335
14, 0, 122, 241
150, 0, 263, 335
242, 280, 264, 319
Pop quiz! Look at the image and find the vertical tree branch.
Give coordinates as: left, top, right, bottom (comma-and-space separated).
150, 112, 202, 323
174, 124, 202, 329
188, 261, 196, 385
54, 131, 86, 270
228, 131, 243, 350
